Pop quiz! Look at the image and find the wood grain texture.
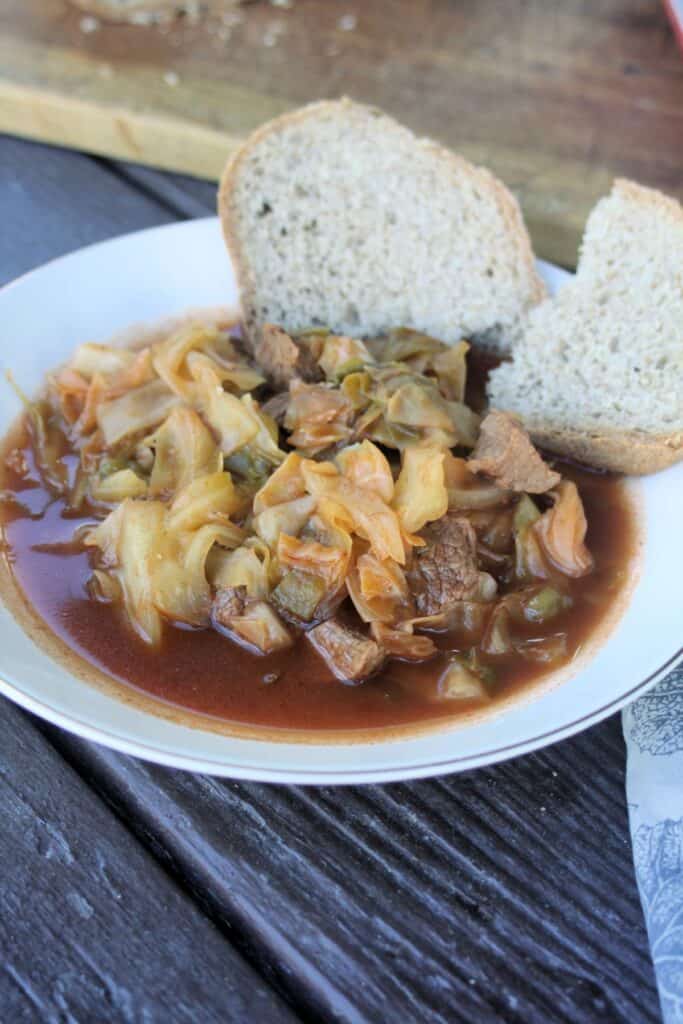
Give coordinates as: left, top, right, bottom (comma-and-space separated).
43, 715, 659, 1024
0, 700, 299, 1024
2, 0, 683, 265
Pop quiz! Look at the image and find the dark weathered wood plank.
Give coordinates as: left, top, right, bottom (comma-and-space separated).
0, 134, 176, 285
111, 160, 218, 219
42, 716, 659, 1024
0, 700, 299, 1024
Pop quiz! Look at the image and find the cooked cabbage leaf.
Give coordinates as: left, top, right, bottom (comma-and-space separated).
300, 460, 405, 564
146, 407, 222, 497
347, 553, 412, 623
208, 538, 273, 598
91, 468, 147, 503
318, 335, 374, 381
71, 343, 137, 379
253, 452, 306, 515
166, 471, 242, 532
335, 440, 394, 503
534, 481, 594, 578
85, 500, 166, 644
97, 380, 180, 447
277, 532, 348, 591
253, 495, 317, 550
393, 444, 448, 534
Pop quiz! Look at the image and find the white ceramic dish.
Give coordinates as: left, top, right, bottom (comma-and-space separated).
0, 217, 680, 783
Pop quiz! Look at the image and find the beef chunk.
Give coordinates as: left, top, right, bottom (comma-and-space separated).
308, 618, 385, 684
211, 586, 247, 628
254, 324, 299, 390
408, 515, 481, 616
468, 410, 560, 494
255, 324, 321, 390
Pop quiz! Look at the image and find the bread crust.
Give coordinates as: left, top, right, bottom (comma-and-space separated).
528, 422, 683, 475
218, 98, 545, 346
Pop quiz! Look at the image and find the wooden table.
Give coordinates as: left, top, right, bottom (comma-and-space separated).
0, 135, 663, 1023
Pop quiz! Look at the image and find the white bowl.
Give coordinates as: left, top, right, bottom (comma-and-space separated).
0, 217, 680, 782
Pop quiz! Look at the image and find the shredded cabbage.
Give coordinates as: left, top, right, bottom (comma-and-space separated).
277, 533, 348, 591
347, 553, 411, 623
318, 335, 374, 380
146, 407, 222, 497
91, 468, 147, 503
253, 495, 317, 550
166, 471, 242, 532
253, 452, 306, 515
71, 343, 137, 379
284, 380, 354, 455
300, 460, 406, 564
208, 539, 273, 598
534, 481, 594, 578
192, 362, 259, 455
335, 440, 394, 503
17, 315, 598, 675
97, 379, 180, 446
86, 500, 166, 644
393, 444, 448, 534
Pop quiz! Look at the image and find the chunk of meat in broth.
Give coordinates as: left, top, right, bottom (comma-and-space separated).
307, 617, 386, 684
469, 410, 561, 494
254, 324, 321, 391
408, 515, 485, 617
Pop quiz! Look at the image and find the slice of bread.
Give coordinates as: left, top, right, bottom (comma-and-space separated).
219, 99, 545, 353
487, 179, 683, 474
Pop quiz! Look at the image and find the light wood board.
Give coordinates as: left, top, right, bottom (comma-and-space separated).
1, 0, 683, 266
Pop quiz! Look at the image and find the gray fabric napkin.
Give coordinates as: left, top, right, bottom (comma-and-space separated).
623, 666, 683, 1024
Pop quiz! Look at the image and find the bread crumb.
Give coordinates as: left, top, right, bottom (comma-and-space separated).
338, 13, 357, 31
79, 15, 100, 33
163, 70, 180, 86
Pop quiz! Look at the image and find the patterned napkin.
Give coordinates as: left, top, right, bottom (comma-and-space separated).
623, 666, 683, 1024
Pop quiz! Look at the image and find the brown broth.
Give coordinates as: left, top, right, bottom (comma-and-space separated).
0, 414, 639, 734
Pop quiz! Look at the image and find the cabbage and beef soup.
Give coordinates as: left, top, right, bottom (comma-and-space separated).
0, 320, 637, 733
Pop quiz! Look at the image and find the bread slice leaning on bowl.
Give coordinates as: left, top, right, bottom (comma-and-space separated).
488, 179, 683, 475
219, 98, 545, 354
